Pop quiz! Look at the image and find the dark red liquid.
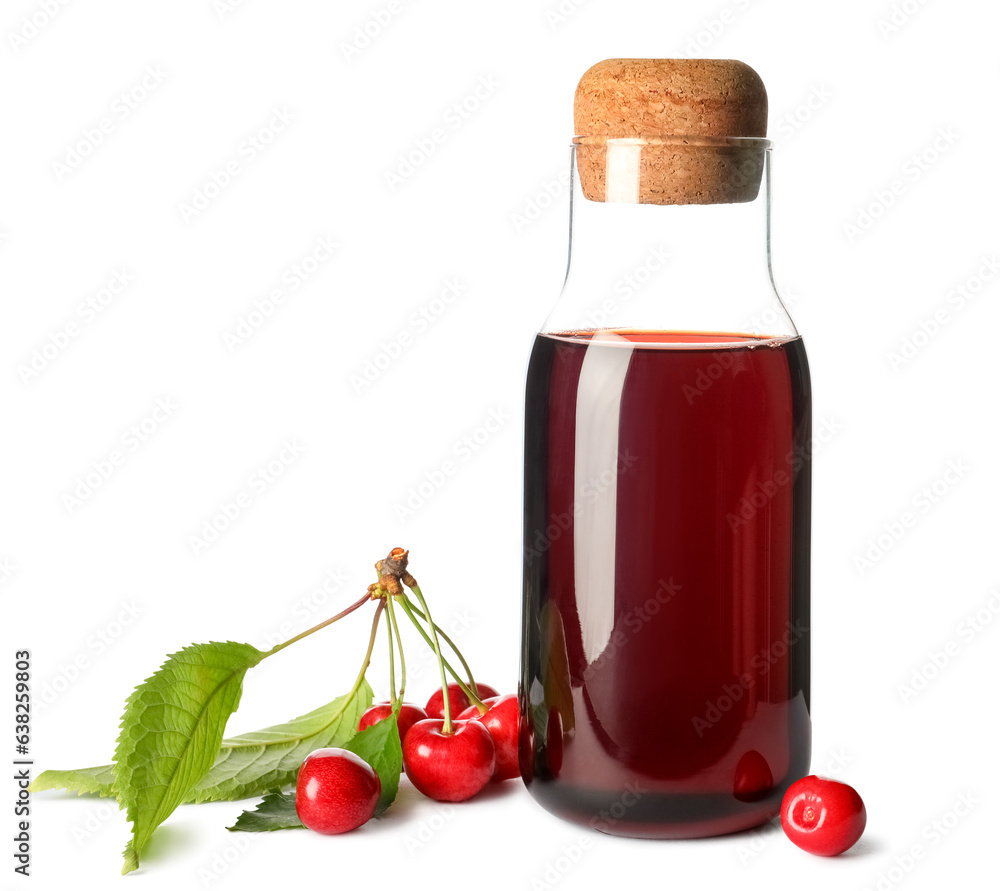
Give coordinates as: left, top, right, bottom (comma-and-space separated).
520, 330, 811, 838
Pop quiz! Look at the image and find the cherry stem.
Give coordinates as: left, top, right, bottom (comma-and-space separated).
395, 596, 483, 716
386, 593, 407, 700
345, 598, 385, 702
262, 590, 371, 660
405, 581, 453, 733
400, 594, 485, 708
386, 604, 397, 704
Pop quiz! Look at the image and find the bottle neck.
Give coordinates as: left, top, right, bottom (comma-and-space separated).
542, 145, 797, 342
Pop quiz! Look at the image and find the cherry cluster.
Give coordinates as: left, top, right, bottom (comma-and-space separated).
292, 549, 520, 835
296, 683, 517, 834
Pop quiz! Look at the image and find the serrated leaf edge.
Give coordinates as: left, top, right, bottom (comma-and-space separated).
112, 641, 263, 873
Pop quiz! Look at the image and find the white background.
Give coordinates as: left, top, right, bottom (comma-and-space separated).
2, 0, 998, 888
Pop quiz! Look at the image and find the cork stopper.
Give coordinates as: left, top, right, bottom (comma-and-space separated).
573, 59, 769, 205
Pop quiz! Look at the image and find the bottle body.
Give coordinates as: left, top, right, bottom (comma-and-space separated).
519, 142, 811, 838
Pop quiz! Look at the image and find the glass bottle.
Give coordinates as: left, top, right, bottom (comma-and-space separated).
519, 60, 811, 839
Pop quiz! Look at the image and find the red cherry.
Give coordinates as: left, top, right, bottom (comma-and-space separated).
733, 750, 774, 803
781, 775, 867, 856
425, 684, 469, 720
295, 747, 380, 835
424, 683, 500, 720
456, 694, 519, 782
402, 718, 495, 802
358, 702, 428, 744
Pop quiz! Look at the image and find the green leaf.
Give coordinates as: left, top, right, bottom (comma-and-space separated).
186, 678, 373, 802
30, 680, 374, 806
343, 704, 402, 816
227, 790, 302, 832
113, 641, 265, 875
28, 764, 116, 796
